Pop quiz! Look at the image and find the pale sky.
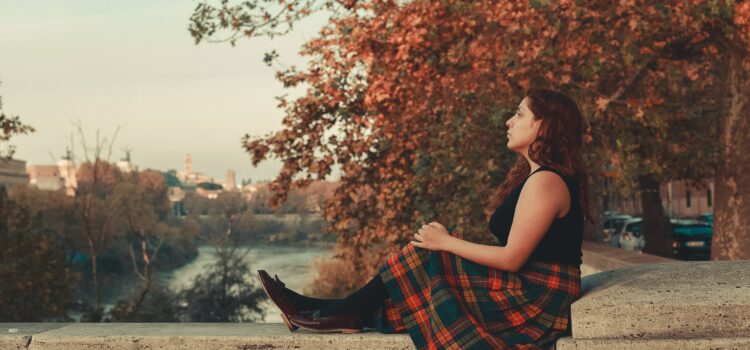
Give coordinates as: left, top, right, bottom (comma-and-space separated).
0, 0, 338, 183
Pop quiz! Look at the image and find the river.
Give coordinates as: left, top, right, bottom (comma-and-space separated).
160, 243, 334, 323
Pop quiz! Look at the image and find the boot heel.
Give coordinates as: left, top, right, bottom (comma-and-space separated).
280, 313, 299, 331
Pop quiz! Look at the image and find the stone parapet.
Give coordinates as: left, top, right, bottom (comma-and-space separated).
557, 259, 750, 350
3, 243, 745, 350
1, 323, 414, 350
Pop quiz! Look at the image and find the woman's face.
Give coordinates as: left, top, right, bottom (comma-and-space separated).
505, 97, 541, 154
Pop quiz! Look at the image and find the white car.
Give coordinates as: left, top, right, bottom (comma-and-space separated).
603, 214, 633, 244
614, 218, 645, 251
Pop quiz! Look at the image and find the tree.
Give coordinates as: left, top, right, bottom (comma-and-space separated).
176, 191, 266, 322
109, 169, 171, 320
0, 186, 78, 321
0, 81, 35, 159
189, 0, 750, 291
69, 123, 133, 320
7, 185, 81, 261
514, 1, 749, 259
176, 252, 266, 322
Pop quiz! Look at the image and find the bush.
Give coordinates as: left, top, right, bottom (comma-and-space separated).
175, 252, 267, 322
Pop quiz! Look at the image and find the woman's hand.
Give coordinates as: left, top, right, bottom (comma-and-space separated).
411, 222, 452, 251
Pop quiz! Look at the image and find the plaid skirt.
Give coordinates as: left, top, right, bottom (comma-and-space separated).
372, 240, 581, 350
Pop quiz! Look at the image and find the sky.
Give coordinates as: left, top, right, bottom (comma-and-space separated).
0, 0, 338, 183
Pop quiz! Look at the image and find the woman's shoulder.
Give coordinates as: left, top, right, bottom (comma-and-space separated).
525, 168, 569, 189
532, 165, 580, 189
523, 166, 573, 201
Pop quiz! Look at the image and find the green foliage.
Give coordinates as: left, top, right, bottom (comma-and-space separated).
175, 252, 267, 322
196, 182, 223, 191
108, 283, 181, 322
0, 186, 78, 321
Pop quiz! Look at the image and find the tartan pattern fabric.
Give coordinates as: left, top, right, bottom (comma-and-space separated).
372, 240, 581, 350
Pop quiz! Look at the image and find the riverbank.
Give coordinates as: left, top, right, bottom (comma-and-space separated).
161, 243, 335, 323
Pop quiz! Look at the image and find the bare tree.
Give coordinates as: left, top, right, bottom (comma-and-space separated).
107, 169, 172, 320
69, 121, 132, 321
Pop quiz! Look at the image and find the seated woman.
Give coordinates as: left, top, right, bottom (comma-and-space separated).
259, 88, 590, 349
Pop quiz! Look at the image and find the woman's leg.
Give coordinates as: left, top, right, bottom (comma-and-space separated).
315, 274, 389, 318
283, 287, 341, 310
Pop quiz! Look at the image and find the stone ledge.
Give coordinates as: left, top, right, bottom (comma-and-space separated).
0, 323, 68, 350
570, 260, 750, 340
0, 323, 414, 350
2, 245, 738, 350
556, 336, 750, 350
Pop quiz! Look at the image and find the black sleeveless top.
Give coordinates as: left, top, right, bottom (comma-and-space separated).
488, 165, 584, 266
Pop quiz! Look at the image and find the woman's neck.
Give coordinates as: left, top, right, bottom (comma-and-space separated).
525, 157, 541, 175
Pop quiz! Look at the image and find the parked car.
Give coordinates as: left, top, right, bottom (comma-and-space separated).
615, 218, 644, 251
695, 213, 714, 225
603, 213, 633, 244
671, 219, 712, 260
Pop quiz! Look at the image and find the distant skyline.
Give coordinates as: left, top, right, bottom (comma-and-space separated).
0, 1, 340, 183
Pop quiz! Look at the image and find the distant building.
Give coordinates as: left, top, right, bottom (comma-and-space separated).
223, 169, 236, 191
306, 194, 322, 212
177, 153, 212, 187
604, 170, 714, 218
0, 158, 30, 190
242, 183, 261, 201
167, 186, 187, 216
116, 150, 133, 173
184, 153, 192, 174
195, 182, 222, 199
26, 149, 78, 196
26, 164, 64, 191
662, 180, 714, 218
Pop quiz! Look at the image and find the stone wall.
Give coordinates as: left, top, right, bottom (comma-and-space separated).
3, 242, 747, 350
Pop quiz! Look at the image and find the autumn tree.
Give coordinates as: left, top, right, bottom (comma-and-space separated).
0, 186, 78, 321
191, 1, 523, 290
69, 123, 135, 320
513, 1, 749, 259
189, 0, 750, 294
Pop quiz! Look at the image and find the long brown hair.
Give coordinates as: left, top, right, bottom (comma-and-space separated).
488, 89, 591, 220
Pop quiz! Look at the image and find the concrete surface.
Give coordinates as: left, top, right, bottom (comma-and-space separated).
0, 324, 68, 350
556, 336, 750, 350
570, 260, 750, 340
21, 323, 414, 350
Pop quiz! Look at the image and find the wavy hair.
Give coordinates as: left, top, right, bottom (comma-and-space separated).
488, 89, 591, 220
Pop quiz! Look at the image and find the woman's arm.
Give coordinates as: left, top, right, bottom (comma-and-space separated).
444, 171, 569, 272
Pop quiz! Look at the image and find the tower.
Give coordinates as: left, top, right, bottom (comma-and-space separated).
225, 169, 236, 191
184, 153, 192, 175
116, 148, 133, 173
57, 147, 77, 196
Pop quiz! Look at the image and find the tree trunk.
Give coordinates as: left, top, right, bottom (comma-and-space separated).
584, 167, 605, 243
712, 51, 750, 260
87, 240, 100, 310
89, 248, 103, 322
639, 174, 673, 258
124, 237, 154, 320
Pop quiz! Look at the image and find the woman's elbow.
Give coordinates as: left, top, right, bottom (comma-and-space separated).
506, 264, 521, 273
505, 256, 526, 273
